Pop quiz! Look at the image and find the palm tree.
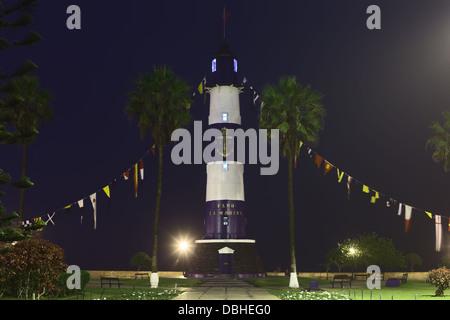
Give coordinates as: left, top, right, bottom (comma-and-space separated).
426, 111, 450, 172
260, 76, 325, 288
0, 75, 53, 222
125, 65, 191, 288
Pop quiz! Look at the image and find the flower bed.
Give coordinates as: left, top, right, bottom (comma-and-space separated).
273, 290, 350, 300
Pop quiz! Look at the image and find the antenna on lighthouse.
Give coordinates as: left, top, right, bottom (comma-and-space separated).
223, 6, 226, 40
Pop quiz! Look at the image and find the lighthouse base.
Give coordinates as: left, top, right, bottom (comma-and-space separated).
185, 239, 266, 278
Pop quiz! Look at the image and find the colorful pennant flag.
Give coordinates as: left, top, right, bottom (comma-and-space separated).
324, 161, 333, 175
404, 205, 413, 232
140, 158, 144, 180
103, 185, 110, 198
337, 169, 345, 183
90, 193, 97, 230
134, 163, 138, 198
315, 154, 323, 168
123, 169, 130, 180
347, 176, 353, 200
436, 215, 442, 252
370, 191, 380, 204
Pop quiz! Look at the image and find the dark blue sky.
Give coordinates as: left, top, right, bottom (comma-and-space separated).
2, 0, 450, 272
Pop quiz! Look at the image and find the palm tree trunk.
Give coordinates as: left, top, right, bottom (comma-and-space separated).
19, 144, 28, 223
150, 144, 163, 288
287, 155, 299, 288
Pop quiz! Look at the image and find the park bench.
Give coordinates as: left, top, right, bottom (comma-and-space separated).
401, 273, 408, 284
134, 272, 150, 280
100, 277, 122, 288
352, 273, 368, 280
331, 275, 352, 288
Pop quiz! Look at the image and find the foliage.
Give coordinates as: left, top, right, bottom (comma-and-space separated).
405, 253, 422, 271
426, 111, 450, 172
0, 75, 53, 145
125, 65, 192, 275
260, 76, 326, 157
426, 267, 450, 297
328, 233, 405, 271
57, 270, 90, 297
129, 251, 152, 271
260, 76, 325, 285
0, 75, 53, 221
439, 254, 450, 268
0, 235, 67, 298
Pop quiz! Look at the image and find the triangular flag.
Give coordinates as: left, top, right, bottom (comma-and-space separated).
323, 161, 333, 175
33, 217, 44, 231
134, 163, 138, 198
197, 80, 204, 94
123, 169, 130, 180
370, 191, 380, 204
436, 215, 442, 252
151, 144, 156, 155
347, 175, 353, 200
64, 204, 72, 213
397, 203, 403, 216
78, 199, 84, 225
425, 211, 433, 219
90, 193, 97, 230
103, 185, 110, 198
337, 169, 344, 183
362, 185, 370, 193
140, 158, 144, 180
314, 154, 323, 168
404, 205, 412, 232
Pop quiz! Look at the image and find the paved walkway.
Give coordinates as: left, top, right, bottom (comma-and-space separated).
172, 277, 280, 300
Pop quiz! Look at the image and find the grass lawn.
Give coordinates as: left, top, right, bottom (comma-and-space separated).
0, 277, 203, 300
248, 276, 450, 300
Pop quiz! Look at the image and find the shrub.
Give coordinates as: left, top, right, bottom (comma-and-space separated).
425, 267, 450, 297
0, 235, 67, 298
57, 270, 90, 297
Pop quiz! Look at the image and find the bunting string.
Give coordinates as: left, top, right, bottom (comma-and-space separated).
300, 142, 449, 252
25, 74, 212, 231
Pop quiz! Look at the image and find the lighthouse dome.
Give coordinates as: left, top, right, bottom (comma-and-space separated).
209, 42, 239, 86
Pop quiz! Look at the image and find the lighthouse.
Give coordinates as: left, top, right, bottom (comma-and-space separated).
204, 41, 246, 240
186, 39, 265, 278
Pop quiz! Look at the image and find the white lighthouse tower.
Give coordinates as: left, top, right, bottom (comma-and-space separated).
186, 38, 265, 277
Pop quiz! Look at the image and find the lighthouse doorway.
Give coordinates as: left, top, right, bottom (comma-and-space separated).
218, 246, 234, 274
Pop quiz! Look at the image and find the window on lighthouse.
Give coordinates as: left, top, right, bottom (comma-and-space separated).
222, 112, 228, 122
212, 59, 216, 72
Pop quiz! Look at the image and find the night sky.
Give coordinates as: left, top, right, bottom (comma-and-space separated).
2, 0, 450, 273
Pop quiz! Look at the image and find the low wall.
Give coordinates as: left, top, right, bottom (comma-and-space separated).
87, 270, 184, 279
267, 272, 429, 281
87, 270, 428, 281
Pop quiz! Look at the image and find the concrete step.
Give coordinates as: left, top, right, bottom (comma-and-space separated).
197, 277, 254, 287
